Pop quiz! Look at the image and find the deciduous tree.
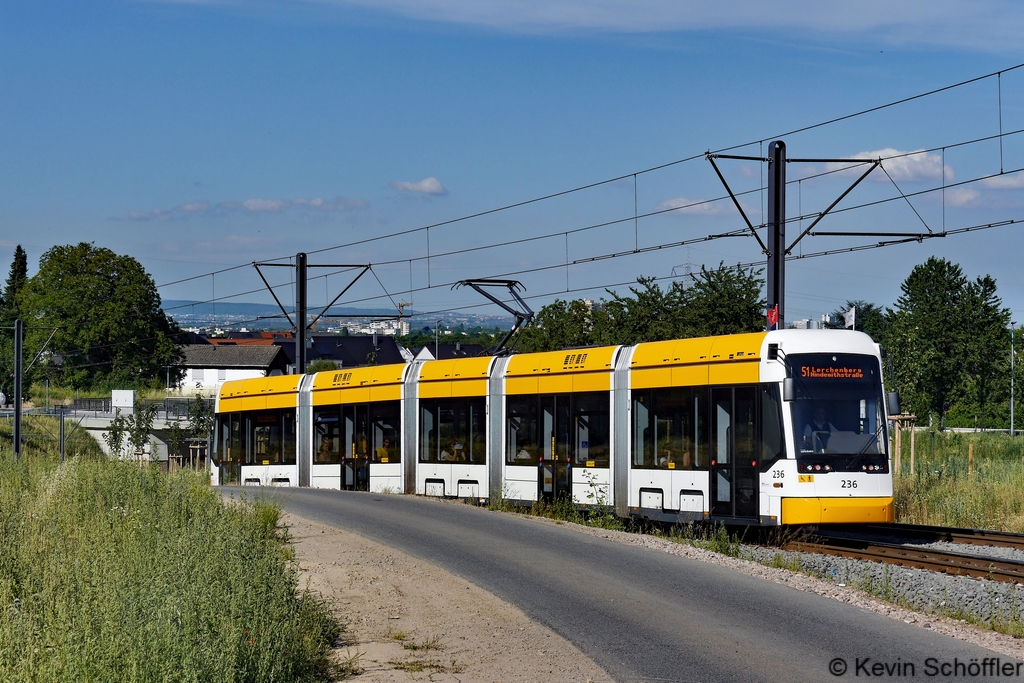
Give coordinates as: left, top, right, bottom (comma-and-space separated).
885, 257, 1010, 426
19, 243, 183, 390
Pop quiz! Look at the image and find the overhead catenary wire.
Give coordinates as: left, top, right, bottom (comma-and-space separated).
139, 63, 1024, 334
155, 64, 1024, 295
159, 121, 1024, 320
162, 152, 1024, 321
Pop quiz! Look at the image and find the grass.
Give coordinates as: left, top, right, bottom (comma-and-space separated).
0, 434, 343, 682
893, 430, 1024, 531
487, 478, 626, 531
402, 634, 443, 651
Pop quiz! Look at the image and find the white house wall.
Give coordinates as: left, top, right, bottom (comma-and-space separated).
180, 368, 266, 396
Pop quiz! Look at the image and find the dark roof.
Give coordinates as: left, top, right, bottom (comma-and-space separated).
181, 344, 284, 369
274, 335, 406, 368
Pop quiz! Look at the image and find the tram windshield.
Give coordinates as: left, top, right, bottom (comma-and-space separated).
786, 353, 887, 463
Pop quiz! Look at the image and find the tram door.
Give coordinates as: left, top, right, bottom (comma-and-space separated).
710, 387, 759, 519
342, 404, 370, 491
539, 396, 572, 503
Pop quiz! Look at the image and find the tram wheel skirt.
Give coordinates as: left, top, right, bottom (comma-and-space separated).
782, 497, 894, 525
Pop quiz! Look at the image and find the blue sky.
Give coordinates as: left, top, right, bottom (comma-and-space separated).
3, 1, 1024, 326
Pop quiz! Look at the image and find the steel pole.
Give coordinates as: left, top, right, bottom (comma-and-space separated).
13, 319, 22, 458
296, 252, 308, 374
1012, 323, 1016, 437
766, 140, 786, 328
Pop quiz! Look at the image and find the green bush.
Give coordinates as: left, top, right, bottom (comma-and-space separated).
0, 450, 340, 682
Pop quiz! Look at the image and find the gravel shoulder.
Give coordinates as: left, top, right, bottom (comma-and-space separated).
286, 512, 615, 683
287, 505, 1024, 682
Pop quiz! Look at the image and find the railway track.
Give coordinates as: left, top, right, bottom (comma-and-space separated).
781, 525, 1024, 584
851, 522, 1024, 551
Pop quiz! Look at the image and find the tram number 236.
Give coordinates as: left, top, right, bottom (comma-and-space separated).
841, 479, 858, 489
772, 470, 785, 479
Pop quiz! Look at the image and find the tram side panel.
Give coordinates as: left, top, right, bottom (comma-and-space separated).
502, 347, 619, 507
416, 358, 493, 499
214, 375, 303, 487
308, 365, 407, 492
625, 335, 767, 523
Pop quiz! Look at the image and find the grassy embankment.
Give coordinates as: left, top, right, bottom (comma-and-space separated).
893, 430, 1024, 532
0, 421, 343, 683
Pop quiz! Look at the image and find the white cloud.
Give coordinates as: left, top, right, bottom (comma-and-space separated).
139, 0, 1024, 51
736, 165, 759, 179
982, 173, 1024, 189
655, 197, 757, 216
111, 195, 368, 221
826, 148, 952, 183
944, 187, 980, 207
390, 177, 448, 196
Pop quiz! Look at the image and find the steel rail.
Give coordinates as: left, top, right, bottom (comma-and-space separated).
845, 523, 1024, 552
782, 536, 1024, 583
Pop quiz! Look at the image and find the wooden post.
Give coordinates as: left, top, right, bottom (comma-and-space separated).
910, 424, 916, 476
894, 423, 902, 473
968, 442, 974, 481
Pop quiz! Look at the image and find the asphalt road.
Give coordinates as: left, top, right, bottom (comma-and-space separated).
246, 488, 1019, 683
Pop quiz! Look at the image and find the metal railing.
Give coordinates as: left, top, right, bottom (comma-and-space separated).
68, 397, 214, 422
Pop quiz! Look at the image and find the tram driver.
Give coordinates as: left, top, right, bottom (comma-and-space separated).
802, 407, 837, 452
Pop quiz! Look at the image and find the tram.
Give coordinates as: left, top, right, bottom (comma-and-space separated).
211, 329, 896, 526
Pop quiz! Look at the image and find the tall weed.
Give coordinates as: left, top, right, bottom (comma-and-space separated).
895, 431, 1024, 531
0, 444, 340, 682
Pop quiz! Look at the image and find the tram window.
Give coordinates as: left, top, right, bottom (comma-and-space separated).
342, 405, 370, 460
573, 392, 610, 467
734, 388, 756, 464
439, 405, 458, 461
281, 410, 296, 464
712, 389, 731, 465
420, 403, 436, 462
228, 414, 244, 463
216, 415, 229, 460
469, 400, 486, 464
314, 407, 342, 464
632, 395, 650, 468
420, 398, 485, 463
370, 401, 401, 463
247, 409, 296, 466
253, 412, 282, 465
632, 388, 702, 470
760, 384, 784, 470
693, 388, 708, 468
506, 395, 540, 465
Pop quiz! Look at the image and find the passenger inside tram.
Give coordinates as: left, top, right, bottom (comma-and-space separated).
317, 439, 332, 463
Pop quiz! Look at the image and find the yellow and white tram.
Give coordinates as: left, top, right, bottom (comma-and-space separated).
211, 329, 895, 526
